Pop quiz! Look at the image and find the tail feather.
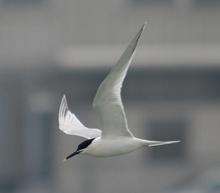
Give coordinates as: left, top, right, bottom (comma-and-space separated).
148, 140, 180, 147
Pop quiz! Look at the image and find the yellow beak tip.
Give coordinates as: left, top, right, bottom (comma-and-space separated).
62, 158, 67, 163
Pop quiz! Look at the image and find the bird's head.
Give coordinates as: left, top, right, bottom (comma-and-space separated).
63, 138, 95, 162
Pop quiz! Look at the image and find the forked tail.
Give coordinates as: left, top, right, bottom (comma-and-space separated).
147, 140, 180, 147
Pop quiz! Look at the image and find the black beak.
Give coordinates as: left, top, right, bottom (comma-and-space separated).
63, 150, 81, 162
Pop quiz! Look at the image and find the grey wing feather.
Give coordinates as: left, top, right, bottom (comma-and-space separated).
93, 22, 147, 138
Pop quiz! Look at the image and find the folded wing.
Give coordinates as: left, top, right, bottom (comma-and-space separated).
92, 22, 147, 138
59, 95, 102, 139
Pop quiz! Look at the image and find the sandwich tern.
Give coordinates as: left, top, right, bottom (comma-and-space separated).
59, 22, 180, 161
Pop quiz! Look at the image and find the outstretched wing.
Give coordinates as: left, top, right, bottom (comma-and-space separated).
59, 95, 102, 139
92, 22, 147, 138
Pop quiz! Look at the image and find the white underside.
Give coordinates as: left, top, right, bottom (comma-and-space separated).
83, 137, 146, 157
82, 137, 180, 157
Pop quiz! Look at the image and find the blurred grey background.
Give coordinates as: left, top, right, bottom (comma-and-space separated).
1, 0, 220, 193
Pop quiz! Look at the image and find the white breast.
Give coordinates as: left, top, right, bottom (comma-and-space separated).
83, 137, 144, 157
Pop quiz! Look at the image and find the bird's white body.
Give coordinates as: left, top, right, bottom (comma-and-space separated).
58, 22, 180, 160
84, 137, 145, 157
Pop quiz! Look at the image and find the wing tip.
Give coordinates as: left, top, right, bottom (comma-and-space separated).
136, 21, 147, 40
143, 20, 148, 30
59, 94, 68, 122
62, 94, 67, 104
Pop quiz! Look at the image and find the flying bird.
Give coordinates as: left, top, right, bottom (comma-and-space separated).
59, 22, 180, 161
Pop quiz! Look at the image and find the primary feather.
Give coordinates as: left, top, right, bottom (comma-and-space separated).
58, 95, 101, 139
92, 23, 147, 138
